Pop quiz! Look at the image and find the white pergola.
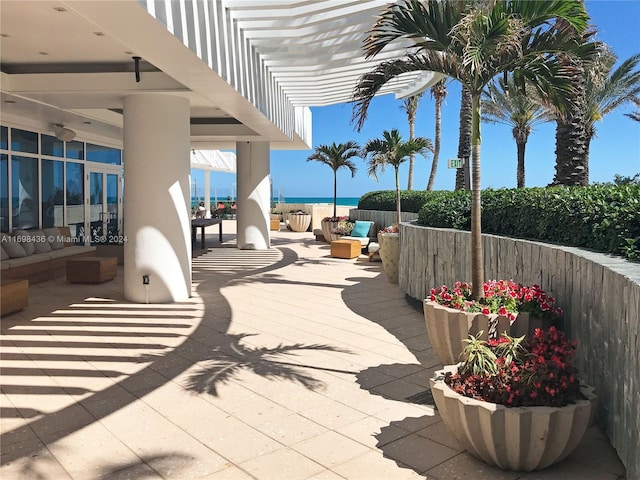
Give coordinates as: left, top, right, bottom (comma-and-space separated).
1, 0, 440, 302
190, 150, 237, 216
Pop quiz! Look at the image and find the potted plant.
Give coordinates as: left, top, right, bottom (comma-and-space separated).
362, 129, 433, 283
307, 142, 361, 241
430, 327, 596, 471
423, 280, 563, 365
377, 224, 400, 283
321, 215, 353, 242
288, 210, 312, 232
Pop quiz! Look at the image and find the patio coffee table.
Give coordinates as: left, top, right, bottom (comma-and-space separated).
331, 239, 362, 259
66, 256, 117, 283
1, 279, 29, 316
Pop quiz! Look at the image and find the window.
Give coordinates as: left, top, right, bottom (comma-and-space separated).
66, 140, 84, 160
0, 126, 7, 150
42, 159, 65, 227
11, 155, 39, 229
65, 162, 84, 239
11, 128, 38, 154
1, 154, 8, 232
86, 143, 121, 165
42, 134, 64, 157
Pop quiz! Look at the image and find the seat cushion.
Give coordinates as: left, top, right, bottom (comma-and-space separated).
350, 220, 373, 238
13, 229, 36, 255
31, 230, 53, 253
341, 235, 370, 247
2, 233, 27, 258
44, 227, 65, 250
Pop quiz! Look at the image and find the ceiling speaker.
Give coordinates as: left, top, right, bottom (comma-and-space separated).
53, 124, 76, 142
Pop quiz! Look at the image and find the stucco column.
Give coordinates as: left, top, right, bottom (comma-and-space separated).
123, 94, 191, 302
236, 141, 270, 250
204, 171, 211, 218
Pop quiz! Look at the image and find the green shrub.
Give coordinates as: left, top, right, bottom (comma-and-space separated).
411, 185, 639, 261
358, 190, 437, 213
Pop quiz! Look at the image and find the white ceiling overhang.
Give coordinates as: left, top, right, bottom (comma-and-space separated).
0, 0, 441, 151
191, 150, 237, 173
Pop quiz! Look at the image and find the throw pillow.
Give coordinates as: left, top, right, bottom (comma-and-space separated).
13, 229, 36, 255
1, 233, 27, 258
31, 230, 53, 253
351, 220, 373, 238
43, 227, 64, 250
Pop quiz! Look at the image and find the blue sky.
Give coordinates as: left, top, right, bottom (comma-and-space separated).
195, 0, 640, 200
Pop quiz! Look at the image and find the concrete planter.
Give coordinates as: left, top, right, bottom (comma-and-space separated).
510, 311, 556, 338
430, 365, 596, 471
378, 232, 399, 284
288, 213, 311, 232
321, 220, 342, 242
423, 300, 511, 365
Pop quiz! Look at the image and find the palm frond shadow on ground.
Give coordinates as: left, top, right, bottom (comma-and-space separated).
179, 333, 353, 396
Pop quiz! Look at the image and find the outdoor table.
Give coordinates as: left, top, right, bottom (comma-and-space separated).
191, 218, 223, 249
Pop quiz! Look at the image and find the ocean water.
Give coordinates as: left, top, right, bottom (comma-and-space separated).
194, 197, 360, 207
280, 197, 360, 206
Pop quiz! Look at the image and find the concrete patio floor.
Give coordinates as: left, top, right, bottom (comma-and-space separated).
1, 221, 627, 479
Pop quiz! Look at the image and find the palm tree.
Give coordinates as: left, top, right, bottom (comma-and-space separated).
583, 51, 640, 171
427, 78, 448, 190
482, 75, 551, 187
455, 86, 472, 191
306, 142, 361, 219
400, 93, 423, 190
552, 52, 590, 186
550, 50, 640, 183
362, 129, 433, 227
352, 0, 596, 299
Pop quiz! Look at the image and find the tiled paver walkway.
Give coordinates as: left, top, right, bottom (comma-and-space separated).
1, 223, 627, 479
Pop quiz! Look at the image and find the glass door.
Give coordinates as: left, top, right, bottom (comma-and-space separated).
85, 165, 122, 244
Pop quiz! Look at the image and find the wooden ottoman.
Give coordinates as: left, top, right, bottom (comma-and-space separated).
67, 256, 118, 283
331, 239, 362, 259
1, 279, 29, 316
270, 219, 281, 231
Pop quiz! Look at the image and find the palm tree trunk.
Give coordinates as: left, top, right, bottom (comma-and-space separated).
516, 140, 526, 188
395, 168, 402, 227
332, 171, 337, 219
470, 93, 484, 300
552, 54, 588, 186
426, 91, 442, 190
456, 86, 472, 190
407, 116, 416, 190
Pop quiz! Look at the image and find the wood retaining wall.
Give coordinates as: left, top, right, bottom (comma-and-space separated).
388, 221, 639, 478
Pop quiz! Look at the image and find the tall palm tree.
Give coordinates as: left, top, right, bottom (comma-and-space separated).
352, 0, 596, 299
400, 93, 423, 190
552, 52, 590, 186
455, 85, 472, 190
427, 78, 448, 190
306, 142, 361, 219
583, 51, 640, 170
482, 75, 551, 187
362, 129, 433, 227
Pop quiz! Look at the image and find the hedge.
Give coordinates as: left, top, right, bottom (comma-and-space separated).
358, 186, 640, 261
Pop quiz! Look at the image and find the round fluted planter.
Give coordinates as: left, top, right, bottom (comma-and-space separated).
510, 312, 557, 338
423, 300, 511, 365
430, 365, 596, 472
378, 232, 399, 284
321, 220, 342, 242
288, 213, 311, 232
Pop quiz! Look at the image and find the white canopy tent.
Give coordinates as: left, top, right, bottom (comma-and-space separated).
190, 150, 237, 217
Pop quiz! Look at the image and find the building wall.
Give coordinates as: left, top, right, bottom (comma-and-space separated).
395, 222, 639, 478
